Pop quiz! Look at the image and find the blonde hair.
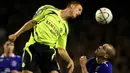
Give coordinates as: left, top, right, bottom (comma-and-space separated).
107, 44, 116, 59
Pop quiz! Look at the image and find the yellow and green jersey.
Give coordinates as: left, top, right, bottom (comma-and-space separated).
24, 5, 69, 50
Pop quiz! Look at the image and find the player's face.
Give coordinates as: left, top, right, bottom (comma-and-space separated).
71, 4, 83, 18
4, 41, 14, 53
94, 44, 111, 58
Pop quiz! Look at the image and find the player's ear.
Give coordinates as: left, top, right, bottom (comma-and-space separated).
70, 4, 75, 9
104, 54, 109, 59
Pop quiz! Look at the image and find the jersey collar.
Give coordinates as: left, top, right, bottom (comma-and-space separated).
1, 54, 15, 58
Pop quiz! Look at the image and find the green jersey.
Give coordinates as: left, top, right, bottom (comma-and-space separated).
24, 5, 69, 50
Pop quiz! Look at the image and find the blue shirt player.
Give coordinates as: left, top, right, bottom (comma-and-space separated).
79, 43, 116, 73
0, 41, 22, 73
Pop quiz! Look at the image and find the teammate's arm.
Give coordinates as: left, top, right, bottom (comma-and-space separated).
14, 5, 53, 38
14, 19, 36, 37
8, 5, 51, 41
8, 19, 36, 41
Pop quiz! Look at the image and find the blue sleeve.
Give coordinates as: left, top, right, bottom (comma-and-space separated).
86, 57, 95, 66
98, 65, 112, 73
86, 57, 95, 72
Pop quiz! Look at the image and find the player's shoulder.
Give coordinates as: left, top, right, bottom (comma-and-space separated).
101, 61, 112, 68
0, 55, 3, 58
39, 5, 58, 11
88, 57, 96, 62
0, 55, 5, 62
14, 54, 22, 59
98, 61, 112, 73
0, 54, 5, 58
0, 56, 4, 62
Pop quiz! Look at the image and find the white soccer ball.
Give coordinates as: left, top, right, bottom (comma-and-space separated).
95, 7, 113, 24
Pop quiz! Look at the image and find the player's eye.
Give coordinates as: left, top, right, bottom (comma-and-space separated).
79, 9, 82, 11
102, 46, 107, 50
6, 43, 10, 45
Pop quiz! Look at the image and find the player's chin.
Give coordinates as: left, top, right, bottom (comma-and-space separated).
71, 16, 76, 19
72, 15, 77, 18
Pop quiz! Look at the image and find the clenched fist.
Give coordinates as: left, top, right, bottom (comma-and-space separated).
8, 34, 17, 42
79, 56, 87, 67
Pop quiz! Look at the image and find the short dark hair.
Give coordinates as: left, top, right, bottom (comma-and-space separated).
67, 1, 81, 7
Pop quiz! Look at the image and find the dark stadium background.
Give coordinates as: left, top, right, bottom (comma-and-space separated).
0, 0, 130, 73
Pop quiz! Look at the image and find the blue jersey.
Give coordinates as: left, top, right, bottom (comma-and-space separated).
0, 54, 22, 73
86, 57, 112, 73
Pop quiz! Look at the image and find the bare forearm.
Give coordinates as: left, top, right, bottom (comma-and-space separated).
58, 49, 72, 62
11, 70, 22, 73
81, 66, 88, 73
15, 19, 36, 37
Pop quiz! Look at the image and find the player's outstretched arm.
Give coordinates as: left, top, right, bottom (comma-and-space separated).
79, 56, 88, 73
57, 49, 74, 73
11, 70, 22, 73
8, 19, 36, 41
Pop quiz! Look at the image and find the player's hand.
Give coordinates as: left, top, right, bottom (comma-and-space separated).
79, 56, 87, 67
67, 60, 74, 73
8, 34, 17, 42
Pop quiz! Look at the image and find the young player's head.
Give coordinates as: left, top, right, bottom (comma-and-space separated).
94, 43, 116, 60
3, 41, 14, 53
66, 1, 83, 18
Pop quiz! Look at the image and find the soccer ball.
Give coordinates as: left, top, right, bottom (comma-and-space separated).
95, 7, 113, 24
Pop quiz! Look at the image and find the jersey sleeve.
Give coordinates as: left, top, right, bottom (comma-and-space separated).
55, 32, 68, 49
33, 5, 56, 22
86, 57, 95, 72
98, 64, 112, 73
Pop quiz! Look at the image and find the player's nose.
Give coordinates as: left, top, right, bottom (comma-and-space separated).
78, 12, 81, 15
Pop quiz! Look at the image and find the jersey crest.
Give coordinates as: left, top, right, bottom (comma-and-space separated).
11, 60, 17, 67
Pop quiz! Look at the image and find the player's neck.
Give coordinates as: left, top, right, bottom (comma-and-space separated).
96, 57, 107, 64
4, 52, 14, 57
60, 8, 71, 20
